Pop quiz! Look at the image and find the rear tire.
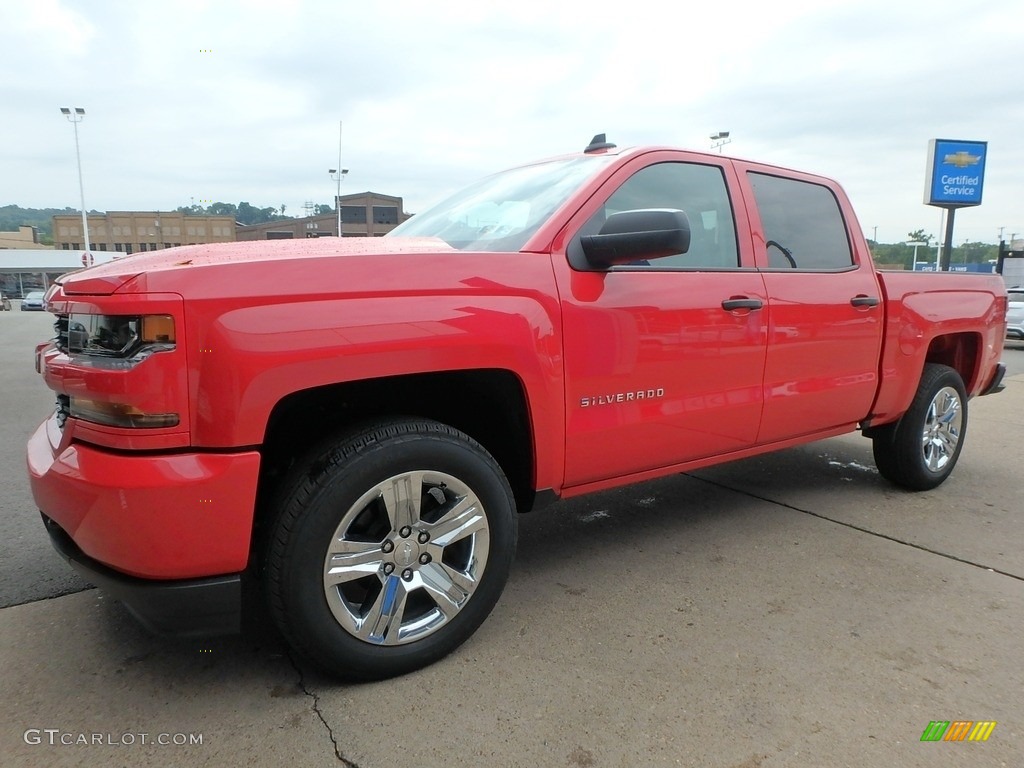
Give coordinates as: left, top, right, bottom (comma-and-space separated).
871, 364, 967, 491
266, 418, 517, 680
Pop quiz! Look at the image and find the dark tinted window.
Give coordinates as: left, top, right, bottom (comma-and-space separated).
373, 206, 398, 225
748, 173, 852, 269
591, 162, 739, 269
341, 206, 366, 224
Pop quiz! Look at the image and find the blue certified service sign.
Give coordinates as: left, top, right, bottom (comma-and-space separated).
924, 138, 987, 206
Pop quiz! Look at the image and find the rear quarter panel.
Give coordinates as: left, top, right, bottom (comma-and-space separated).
870, 271, 1006, 423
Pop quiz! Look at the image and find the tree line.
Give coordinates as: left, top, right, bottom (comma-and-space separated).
869, 230, 999, 269
0, 204, 81, 244
173, 201, 333, 225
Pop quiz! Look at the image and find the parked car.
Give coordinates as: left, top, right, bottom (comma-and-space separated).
20, 291, 46, 311
1007, 287, 1024, 340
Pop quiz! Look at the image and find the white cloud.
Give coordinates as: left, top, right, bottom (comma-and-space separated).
0, 0, 1021, 241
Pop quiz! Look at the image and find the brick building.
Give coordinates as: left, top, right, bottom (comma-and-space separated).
0, 225, 49, 250
236, 192, 411, 241
52, 211, 236, 255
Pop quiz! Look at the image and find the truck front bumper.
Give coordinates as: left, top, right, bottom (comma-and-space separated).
44, 514, 242, 636
27, 417, 262, 635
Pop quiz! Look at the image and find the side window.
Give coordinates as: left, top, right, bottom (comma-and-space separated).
584, 162, 739, 269
748, 173, 853, 270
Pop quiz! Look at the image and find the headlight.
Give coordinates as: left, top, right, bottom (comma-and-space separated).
68, 314, 175, 358
61, 313, 180, 429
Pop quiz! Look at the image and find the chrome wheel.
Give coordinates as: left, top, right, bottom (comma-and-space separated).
323, 470, 490, 646
921, 386, 962, 473
871, 363, 968, 491
268, 419, 516, 679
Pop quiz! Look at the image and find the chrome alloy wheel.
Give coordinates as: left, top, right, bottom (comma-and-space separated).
322, 470, 490, 646
921, 386, 963, 473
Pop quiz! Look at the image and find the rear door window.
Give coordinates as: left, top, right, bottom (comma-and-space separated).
748, 173, 853, 270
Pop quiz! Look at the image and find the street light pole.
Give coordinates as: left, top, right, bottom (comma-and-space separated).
710, 131, 732, 153
329, 167, 349, 237
328, 121, 349, 238
60, 107, 91, 252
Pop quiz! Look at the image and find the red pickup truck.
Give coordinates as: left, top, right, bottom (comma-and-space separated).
28, 136, 1007, 680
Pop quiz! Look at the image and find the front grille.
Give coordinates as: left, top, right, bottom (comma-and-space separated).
54, 314, 69, 353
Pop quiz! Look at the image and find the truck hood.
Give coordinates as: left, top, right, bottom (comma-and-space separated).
58, 237, 458, 295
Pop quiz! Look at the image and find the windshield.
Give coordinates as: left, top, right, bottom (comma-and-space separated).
388, 155, 615, 251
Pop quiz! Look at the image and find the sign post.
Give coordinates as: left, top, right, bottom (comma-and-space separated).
924, 139, 987, 271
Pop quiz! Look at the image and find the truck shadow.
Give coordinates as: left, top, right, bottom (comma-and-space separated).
49, 435, 909, 692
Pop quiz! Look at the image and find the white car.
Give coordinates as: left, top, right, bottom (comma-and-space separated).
1007, 287, 1024, 340
20, 291, 46, 311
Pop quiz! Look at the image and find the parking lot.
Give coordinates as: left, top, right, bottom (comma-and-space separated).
2, 307, 1022, 767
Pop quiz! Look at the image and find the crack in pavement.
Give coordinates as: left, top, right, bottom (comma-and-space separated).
689, 474, 1024, 583
287, 651, 360, 767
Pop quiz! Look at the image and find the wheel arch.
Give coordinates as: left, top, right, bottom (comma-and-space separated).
868, 329, 983, 431
252, 369, 538, 554
924, 331, 981, 392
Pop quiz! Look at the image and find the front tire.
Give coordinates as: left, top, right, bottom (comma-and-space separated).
266, 419, 517, 680
871, 363, 968, 491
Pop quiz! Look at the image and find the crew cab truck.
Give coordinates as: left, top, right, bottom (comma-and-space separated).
27, 136, 1008, 680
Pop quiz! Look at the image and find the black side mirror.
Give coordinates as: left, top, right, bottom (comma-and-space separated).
581, 209, 690, 268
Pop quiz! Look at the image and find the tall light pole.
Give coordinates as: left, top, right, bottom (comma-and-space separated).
60, 107, 91, 252
328, 167, 348, 237
328, 120, 349, 238
710, 131, 731, 153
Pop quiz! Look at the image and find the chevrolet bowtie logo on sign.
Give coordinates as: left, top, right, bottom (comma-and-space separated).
920, 720, 997, 742
942, 151, 982, 168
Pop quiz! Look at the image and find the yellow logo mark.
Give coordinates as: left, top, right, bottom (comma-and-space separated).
943, 151, 981, 168
968, 721, 997, 742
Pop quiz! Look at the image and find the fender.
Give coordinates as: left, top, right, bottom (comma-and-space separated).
178, 252, 566, 493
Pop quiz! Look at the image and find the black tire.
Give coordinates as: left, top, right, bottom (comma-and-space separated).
871, 363, 968, 491
266, 418, 517, 680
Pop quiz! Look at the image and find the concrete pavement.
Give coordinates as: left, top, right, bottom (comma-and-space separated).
2, 363, 1022, 764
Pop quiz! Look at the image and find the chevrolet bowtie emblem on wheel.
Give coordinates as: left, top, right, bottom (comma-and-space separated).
398, 541, 416, 567
943, 151, 981, 168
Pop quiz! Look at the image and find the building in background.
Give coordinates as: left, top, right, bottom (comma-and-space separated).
52, 211, 236, 254
236, 192, 411, 241
0, 249, 122, 298
0, 226, 49, 250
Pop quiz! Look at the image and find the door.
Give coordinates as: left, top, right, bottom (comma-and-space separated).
740, 169, 884, 443
553, 156, 769, 487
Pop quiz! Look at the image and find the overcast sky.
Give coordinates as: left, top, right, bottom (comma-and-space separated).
2, 0, 1022, 244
